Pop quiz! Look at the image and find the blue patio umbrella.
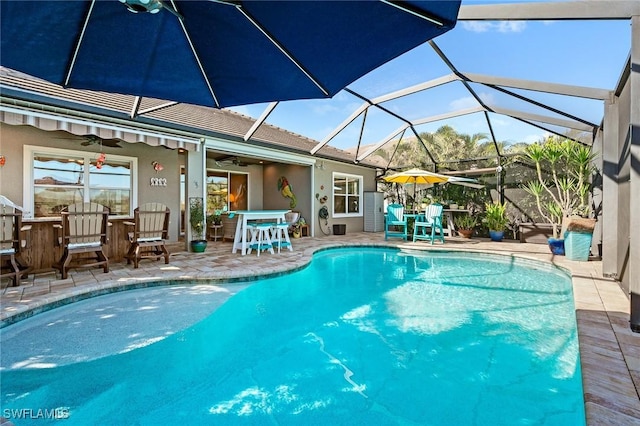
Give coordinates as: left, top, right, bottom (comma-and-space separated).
0, 0, 460, 108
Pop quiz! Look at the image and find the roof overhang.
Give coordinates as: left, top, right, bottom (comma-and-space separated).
204, 137, 316, 166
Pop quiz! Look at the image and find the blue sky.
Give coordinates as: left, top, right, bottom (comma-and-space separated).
229, 1, 631, 151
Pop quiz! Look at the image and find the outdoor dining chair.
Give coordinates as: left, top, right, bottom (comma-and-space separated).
124, 202, 171, 268
54, 202, 110, 279
384, 203, 408, 240
413, 203, 445, 244
1, 199, 31, 286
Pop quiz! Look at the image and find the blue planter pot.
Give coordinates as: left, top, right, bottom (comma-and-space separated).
564, 231, 592, 261
548, 238, 565, 255
489, 230, 504, 242
190, 240, 208, 253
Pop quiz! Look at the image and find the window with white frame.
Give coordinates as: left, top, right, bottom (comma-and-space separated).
333, 172, 362, 217
25, 145, 137, 217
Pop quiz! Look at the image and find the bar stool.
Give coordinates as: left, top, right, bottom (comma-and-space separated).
271, 222, 293, 253
247, 223, 274, 256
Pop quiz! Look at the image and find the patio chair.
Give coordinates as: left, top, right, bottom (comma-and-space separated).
54, 202, 109, 279
384, 203, 408, 240
124, 203, 170, 268
413, 203, 445, 244
1, 199, 31, 286
246, 222, 274, 256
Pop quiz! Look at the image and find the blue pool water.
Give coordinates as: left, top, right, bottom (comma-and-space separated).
1, 248, 585, 425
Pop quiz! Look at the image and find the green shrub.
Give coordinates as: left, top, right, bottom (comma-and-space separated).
483, 201, 508, 231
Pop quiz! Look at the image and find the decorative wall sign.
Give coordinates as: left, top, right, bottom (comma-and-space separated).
278, 176, 297, 208
150, 177, 167, 187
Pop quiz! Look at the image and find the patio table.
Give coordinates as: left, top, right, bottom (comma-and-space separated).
231, 210, 291, 255
442, 208, 470, 237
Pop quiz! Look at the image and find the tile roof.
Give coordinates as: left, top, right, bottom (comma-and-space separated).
0, 67, 382, 168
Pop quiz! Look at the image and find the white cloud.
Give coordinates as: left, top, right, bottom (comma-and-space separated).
449, 92, 494, 110
489, 117, 509, 127
497, 21, 526, 33
311, 103, 341, 115
449, 95, 479, 110
523, 132, 549, 144
461, 21, 526, 33
460, 21, 492, 33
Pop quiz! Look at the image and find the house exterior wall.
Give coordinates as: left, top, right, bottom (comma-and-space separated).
602, 99, 619, 277
0, 123, 25, 204
262, 160, 379, 237
603, 17, 640, 330
629, 14, 640, 330
0, 123, 182, 241
616, 80, 631, 291
313, 160, 379, 236
2, 119, 385, 250
263, 163, 311, 223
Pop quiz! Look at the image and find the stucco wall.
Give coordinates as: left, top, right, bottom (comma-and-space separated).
0, 123, 182, 241
262, 159, 378, 237
263, 163, 311, 225
313, 159, 378, 236
1, 123, 30, 204
617, 81, 631, 292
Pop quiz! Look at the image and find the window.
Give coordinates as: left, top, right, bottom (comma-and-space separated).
333, 173, 362, 217
25, 145, 137, 217
206, 171, 248, 214
206, 172, 229, 213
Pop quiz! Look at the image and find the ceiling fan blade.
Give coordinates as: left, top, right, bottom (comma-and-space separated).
78, 135, 122, 148
102, 139, 123, 148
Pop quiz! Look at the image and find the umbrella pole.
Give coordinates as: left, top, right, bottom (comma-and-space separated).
412, 185, 416, 213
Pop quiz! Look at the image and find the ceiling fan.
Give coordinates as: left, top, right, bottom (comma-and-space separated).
54, 134, 123, 148
216, 156, 248, 167
79, 135, 122, 148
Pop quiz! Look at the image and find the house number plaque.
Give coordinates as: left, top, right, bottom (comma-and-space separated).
150, 177, 168, 187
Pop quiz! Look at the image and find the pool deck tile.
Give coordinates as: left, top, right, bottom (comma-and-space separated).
1, 233, 638, 425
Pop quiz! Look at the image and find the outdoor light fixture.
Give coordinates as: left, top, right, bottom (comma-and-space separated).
119, 0, 163, 14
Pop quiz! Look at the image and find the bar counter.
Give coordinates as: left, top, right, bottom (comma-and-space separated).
21, 217, 134, 272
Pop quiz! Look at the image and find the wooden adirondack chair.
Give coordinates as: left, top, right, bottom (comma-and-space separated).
54, 202, 109, 279
1, 200, 31, 286
384, 203, 408, 240
124, 203, 170, 268
413, 203, 445, 244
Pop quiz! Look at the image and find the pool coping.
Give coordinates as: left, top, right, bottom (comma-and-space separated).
1, 235, 638, 424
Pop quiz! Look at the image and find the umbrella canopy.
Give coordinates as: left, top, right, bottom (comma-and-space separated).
0, 0, 460, 108
383, 168, 451, 186
383, 168, 482, 204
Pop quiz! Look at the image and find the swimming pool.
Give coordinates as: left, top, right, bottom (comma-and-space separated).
1, 248, 585, 425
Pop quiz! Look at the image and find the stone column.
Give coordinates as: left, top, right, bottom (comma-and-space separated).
185, 140, 206, 250
630, 15, 640, 331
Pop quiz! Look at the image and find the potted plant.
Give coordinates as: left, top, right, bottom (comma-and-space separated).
454, 214, 477, 239
291, 223, 302, 238
205, 211, 224, 241
483, 201, 508, 241
207, 211, 223, 226
291, 217, 306, 238
522, 136, 596, 257
189, 197, 207, 252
